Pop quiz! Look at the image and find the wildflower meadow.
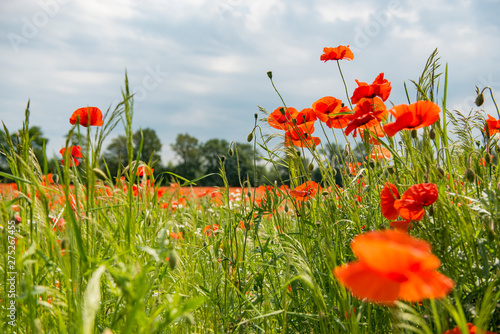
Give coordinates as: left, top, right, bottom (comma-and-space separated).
1, 46, 499, 333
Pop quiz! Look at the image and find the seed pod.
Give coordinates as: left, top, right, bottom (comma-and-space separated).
308, 162, 314, 171
284, 204, 289, 213
465, 168, 476, 183
254, 113, 258, 120
267, 71, 273, 79
228, 148, 234, 156
411, 129, 418, 139
247, 132, 254, 142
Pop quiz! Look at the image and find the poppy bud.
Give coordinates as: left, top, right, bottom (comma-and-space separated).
332, 168, 337, 176
475, 93, 484, 106
429, 128, 436, 141
247, 132, 254, 142
308, 163, 314, 171
279, 107, 286, 115
168, 249, 179, 270
465, 168, 476, 183
267, 71, 273, 79
284, 204, 289, 213
484, 153, 492, 165
411, 129, 418, 139
254, 113, 258, 119
228, 148, 234, 156
51, 174, 59, 184
220, 155, 226, 163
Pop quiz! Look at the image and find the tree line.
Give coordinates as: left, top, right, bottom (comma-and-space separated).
0, 126, 368, 187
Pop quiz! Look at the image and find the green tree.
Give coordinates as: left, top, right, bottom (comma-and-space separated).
102, 135, 128, 177
170, 133, 201, 181
133, 128, 162, 165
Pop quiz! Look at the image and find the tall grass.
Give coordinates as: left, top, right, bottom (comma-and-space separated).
0, 51, 499, 334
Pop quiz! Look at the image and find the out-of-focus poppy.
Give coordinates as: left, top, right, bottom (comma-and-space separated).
268, 107, 298, 130
70, 107, 103, 127
204, 224, 219, 237
485, 114, 500, 137
60, 146, 83, 167
344, 97, 388, 137
443, 323, 498, 334
389, 220, 413, 233
351, 73, 392, 105
370, 146, 391, 161
284, 123, 320, 148
137, 166, 154, 176
334, 229, 454, 304
320, 45, 354, 62
383, 101, 441, 137
312, 96, 352, 128
170, 231, 183, 240
346, 162, 361, 176
290, 181, 322, 201
394, 183, 438, 221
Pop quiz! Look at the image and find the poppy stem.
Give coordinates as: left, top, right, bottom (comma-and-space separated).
337, 60, 353, 109
481, 87, 500, 119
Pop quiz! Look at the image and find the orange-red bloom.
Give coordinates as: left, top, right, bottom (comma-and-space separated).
294, 108, 317, 126
334, 229, 454, 304
444, 323, 498, 334
320, 45, 354, 62
284, 123, 320, 148
370, 146, 391, 161
383, 101, 441, 137
290, 181, 322, 201
380, 182, 400, 220
344, 97, 388, 137
351, 73, 392, 105
312, 96, 352, 128
268, 107, 298, 130
485, 114, 500, 137
70, 107, 103, 127
394, 183, 438, 221
60, 146, 83, 167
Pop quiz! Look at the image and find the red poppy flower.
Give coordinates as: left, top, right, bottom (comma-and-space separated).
204, 224, 219, 237
312, 96, 352, 128
370, 146, 391, 161
485, 114, 500, 137
320, 45, 354, 62
60, 146, 83, 167
334, 229, 454, 304
137, 166, 154, 176
284, 123, 320, 148
383, 101, 441, 137
380, 182, 400, 220
346, 162, 361, 176
351, 73, 392, 105
268, 107, 298, 130
294, 108, 317, 126
394, 183, 438, 221
444, 323, 498, 334
389, 220, 413, 233
69, 107, 103, 127
290, 181, 322, 201
344, 97, 388, 137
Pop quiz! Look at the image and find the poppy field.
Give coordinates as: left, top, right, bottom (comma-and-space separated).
1, 46, 500, 333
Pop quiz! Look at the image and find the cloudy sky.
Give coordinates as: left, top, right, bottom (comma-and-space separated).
1, 0, 500, 164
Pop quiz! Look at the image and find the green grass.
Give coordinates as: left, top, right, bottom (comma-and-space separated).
1, 51, 499, 334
